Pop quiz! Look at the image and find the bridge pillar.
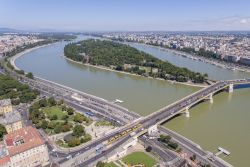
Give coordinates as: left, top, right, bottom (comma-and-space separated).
184, 106, 190, 117
148, 125, 158, 137
228, 84, 234, 93
209, 93, 213, 103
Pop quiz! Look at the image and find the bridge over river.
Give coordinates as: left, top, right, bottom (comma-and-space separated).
4, 61, 250, 167
54, 79, 250, 167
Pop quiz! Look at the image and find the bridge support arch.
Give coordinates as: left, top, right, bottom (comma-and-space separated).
228, 84, 234, 93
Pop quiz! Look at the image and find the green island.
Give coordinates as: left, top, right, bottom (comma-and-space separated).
64, 39, 207, 83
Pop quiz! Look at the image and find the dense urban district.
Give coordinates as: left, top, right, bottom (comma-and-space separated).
101, 32, 250, 72
0, 31, 249, 167
64, 39, 207, 83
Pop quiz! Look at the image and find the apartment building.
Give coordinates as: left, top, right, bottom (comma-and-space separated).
0, 111, 23, 133
0, 99, 12, 115
0, 126, 50, 167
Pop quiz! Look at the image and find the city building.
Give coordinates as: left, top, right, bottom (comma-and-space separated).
0, 111, 23, 133
103, 32, 250, 67
0, 99, 12, 115
0, 145, 11, 167
0, 126, 50, 167
0, 34, 42, 55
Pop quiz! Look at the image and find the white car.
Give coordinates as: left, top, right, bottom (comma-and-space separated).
66, 155, 72, 159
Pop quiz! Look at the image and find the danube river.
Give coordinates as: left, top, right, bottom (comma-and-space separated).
15, 36, 250, 166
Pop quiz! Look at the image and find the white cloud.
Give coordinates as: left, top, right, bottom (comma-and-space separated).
240, 19, 247, 24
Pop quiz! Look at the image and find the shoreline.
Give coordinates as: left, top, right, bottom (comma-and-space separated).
63, 56, 208, 88
9, 43, 56, 71
127, 41, 250, 73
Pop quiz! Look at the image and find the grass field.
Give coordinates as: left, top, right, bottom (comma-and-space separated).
122, 151, 157, 167
95, 120, 113, 126
43, 106, 66, 120
104, 162, 117, 167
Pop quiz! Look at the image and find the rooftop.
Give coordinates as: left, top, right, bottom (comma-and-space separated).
4, 126, 45, 156
0, 144, 10, 166
0, 155, 10, 166
0, 99, 11, 107
0, 110, 22, 125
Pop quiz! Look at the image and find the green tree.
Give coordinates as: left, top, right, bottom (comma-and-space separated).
0, 124, 7, 140
67, 107, 74, 115
72, 125, 85, 137
68, 137, 81, 147
48, 121, 56, 129
146, 146, 152, 152
54, 124, 61, 134
49, 114, 58, 121
159, 134, 171, 143
190, 154, 196, 161
38, 99, 48, 107
61, 105, 67, 111
62, 124, 71, 132
80, 134, 92, 143
73, 113, 85, 123
168, 141, 178, 150
26, 72, 34, 79
57, 99, 64, 105
62, 114, 69, 120
48, 97, 56, 106
41, 120, 48, 129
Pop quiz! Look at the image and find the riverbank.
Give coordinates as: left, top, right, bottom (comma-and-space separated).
127, 42, 250, 73
9, 43, 57, 70
63, 55, 208, 88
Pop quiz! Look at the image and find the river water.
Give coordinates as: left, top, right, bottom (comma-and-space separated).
15, 36, 250, 167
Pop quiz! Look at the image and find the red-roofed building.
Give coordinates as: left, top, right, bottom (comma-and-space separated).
0, 126, 50, 167
0, 155, 10, 167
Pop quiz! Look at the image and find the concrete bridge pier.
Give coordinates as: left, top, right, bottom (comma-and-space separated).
228, 84, 234, 93
209, 93, 213, 103
184, 106, 190, 117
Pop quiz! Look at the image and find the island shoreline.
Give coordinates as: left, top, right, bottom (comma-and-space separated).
63, 55, 208, 88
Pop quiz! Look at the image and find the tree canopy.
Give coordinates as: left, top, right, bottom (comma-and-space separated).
64, 39, 207, 83
0, 124, 7, 141
0, 74, 39, 104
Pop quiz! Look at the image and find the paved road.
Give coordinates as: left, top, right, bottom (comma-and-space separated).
139, 136, 179, 163
158, 127, 233, 167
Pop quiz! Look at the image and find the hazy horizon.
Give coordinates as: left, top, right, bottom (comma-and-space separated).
1, 0, 250, 32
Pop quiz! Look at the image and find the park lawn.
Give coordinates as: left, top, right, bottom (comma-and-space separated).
95, 120, 112, 126
122, 151, 157, 167
104, 162, 118, 167
43, 106, 67, 120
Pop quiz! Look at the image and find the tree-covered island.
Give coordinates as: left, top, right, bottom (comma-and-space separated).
64, 39, 207, 83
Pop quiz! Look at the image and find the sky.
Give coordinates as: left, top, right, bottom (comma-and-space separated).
0, 0, 250, 31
